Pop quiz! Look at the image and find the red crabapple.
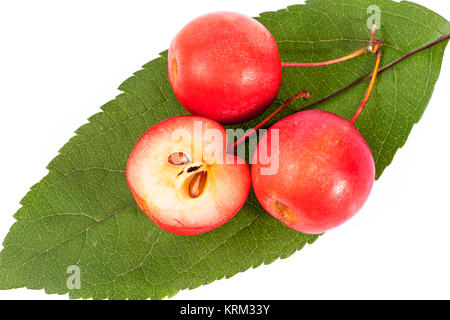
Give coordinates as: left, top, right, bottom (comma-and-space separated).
127, 116, 251, 235
248, 46, 382, 234
251, 110, 375, 234
168, 12, 282, 124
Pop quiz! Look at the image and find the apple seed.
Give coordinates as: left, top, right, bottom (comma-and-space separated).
188, 171, 207, 198
168, 152, 190, 165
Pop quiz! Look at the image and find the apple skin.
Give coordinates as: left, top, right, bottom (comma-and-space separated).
127, 116, 251, 235
168, 12, 282, 124
252, 110, 375, 234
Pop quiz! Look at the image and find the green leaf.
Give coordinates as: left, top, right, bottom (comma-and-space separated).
0, 0, 448, 299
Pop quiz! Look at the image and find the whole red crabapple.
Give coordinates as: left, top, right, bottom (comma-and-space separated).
168, 12, 282, 124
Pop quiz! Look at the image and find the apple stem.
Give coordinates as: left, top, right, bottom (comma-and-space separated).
300, 33, 450, 113
350, 48, 382, 125
229, 90, 311, 151
281, 25, 381, 68
370, 24, 377, 42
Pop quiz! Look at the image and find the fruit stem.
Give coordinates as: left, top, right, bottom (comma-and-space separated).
349, 48, 382, 125
281, 25, 382, 68
229, 90, 311, 151
370, 24, 377, 43
301, 33, 450, 112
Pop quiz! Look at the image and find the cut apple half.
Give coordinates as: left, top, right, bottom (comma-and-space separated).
126, 116, 251, 235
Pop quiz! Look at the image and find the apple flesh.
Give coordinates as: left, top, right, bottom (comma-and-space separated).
252, 110, 375, 234
168, 11, 282, 124
127, 116, 251, 235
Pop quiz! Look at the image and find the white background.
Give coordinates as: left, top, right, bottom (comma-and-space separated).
0, 0, 449, 300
